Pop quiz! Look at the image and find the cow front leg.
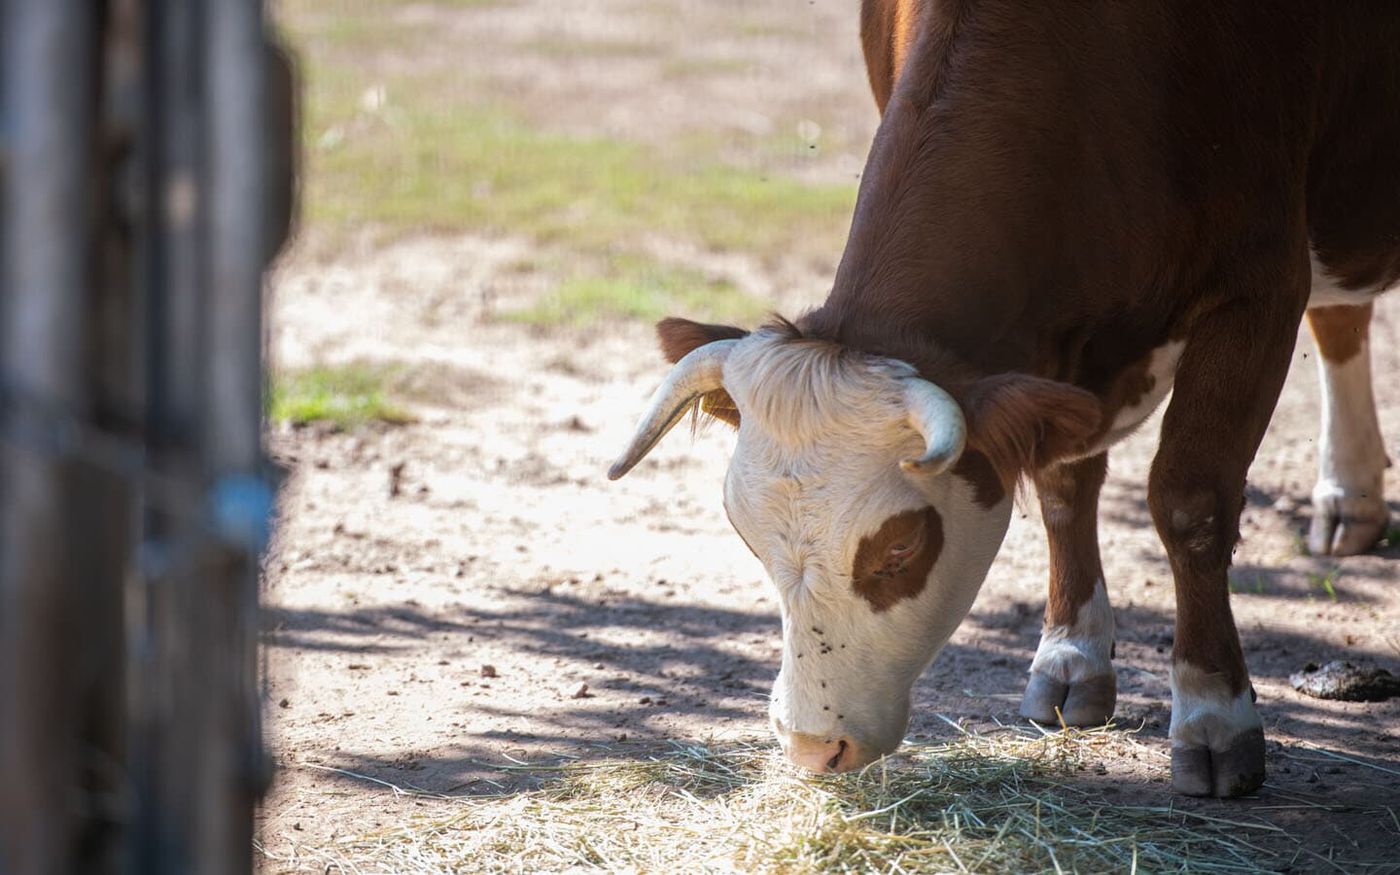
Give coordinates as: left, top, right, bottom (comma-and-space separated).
1149, 289, 1303, 798
1020, 453, 1116, 726
1306, 303, 1390, 556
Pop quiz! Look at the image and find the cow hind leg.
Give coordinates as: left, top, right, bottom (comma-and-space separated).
1149, 274, 1306, 797
1020, 453, 1117, 727
1306, 303, 1390, 556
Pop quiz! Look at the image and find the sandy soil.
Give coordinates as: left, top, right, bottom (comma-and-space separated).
257, 1, 1400, 870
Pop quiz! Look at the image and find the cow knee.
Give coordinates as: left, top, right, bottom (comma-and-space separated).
1149, 481, 1237, 567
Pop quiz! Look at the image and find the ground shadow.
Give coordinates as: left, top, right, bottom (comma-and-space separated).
265, 586, 1400, 804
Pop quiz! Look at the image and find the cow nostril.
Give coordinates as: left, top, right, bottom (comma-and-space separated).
826, 739, 848, 771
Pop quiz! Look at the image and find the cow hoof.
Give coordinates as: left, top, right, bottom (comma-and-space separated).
1171, 728, 1266, 798
1019, 671, 1116, 727
1308, 493, 1388, 556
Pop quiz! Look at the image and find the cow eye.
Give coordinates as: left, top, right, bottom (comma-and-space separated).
882, 532, 922, 572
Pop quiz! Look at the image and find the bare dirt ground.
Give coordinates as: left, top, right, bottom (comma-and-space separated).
258, 1, 1400, 870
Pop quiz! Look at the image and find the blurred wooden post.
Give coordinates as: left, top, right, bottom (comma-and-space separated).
0, 1, 292, 871
0, 1, 104, 872
132, 1, 288, 872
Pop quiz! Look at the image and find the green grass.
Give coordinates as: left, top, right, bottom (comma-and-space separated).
661, 55, 753, 79
1308, 567, 1342, 602
281, 3, 857, 258
503, 255, 768, 326
269, 363, 414, 429
525, 35, 659, 59
276, 0, 860, 327
284, 0, 506, 19
304, 95, 855, 260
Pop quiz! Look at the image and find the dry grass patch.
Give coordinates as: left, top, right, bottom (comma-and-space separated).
276, 726, 1324, 873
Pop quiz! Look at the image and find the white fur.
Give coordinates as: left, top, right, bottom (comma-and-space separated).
1311, 334, 1388, 517
1028, 579, 1114, 684
1308, 246, 1395, 307
1169, 662, 1261, 750
719, 329, 1011, 756
1079, 242, 1393, 460
1083, 340, 1186, 456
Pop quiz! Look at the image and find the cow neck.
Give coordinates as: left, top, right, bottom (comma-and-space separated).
810, 0, 1145, 383
793, 304, 985, 398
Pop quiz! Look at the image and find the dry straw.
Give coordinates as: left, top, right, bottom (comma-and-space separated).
271, 723, 1351, 874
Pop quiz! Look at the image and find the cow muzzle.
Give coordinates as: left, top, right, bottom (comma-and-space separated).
779, 730, 875, 774
773, 712, 880, 773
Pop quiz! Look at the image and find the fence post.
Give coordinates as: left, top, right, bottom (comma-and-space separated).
1, 1, 291, 871
0, 1, 106, 873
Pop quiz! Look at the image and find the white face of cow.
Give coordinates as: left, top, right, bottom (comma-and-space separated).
610, 326, 1018, 772
718, 335, 1011, 770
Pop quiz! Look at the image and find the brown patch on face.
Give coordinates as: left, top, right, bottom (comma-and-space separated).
851, 506, 943, 612
951, 450, 1004, 509
1306, 303, 1372, 364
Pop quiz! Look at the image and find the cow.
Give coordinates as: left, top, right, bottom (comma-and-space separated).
608, 0, 1398, 798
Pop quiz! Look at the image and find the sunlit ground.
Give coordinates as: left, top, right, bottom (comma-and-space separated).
257, 1, 1400, 871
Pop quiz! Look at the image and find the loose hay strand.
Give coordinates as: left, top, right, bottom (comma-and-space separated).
282, 726, 1310, 874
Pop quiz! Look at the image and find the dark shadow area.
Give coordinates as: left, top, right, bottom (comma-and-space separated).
264, 602, 478, 653
269, 587, 780, 693
1100, 478, 1400, 559
960, 597, 1400, 764
1227, 560, 1396, 603
1096, 478, 1156, 532
266, 585, 1399, 807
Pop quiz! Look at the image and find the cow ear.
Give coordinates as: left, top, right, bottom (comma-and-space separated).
959, 374, 1102, 487
656, 318, 749, 428
657, 317, 748, 363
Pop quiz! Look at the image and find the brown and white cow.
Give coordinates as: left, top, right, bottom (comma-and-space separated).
609, 1, 1398, 797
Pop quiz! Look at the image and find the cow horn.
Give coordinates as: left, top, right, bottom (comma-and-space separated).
900, 379, 967, 475
607, 339, 739, 481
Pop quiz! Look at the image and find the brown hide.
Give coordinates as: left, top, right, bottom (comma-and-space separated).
660, 3, 1398, 707
660, 3, 1398, 494
823, 1, 1398, 389
1307, 303, 1373, 364
860, 0, 928, 114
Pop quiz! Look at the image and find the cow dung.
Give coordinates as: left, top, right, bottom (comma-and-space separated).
1290, 660, 1400, 702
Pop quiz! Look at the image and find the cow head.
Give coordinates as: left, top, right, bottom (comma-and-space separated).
609, 318, 1100, 772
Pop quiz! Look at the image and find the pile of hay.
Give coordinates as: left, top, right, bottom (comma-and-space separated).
275, 725, 1313, 873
